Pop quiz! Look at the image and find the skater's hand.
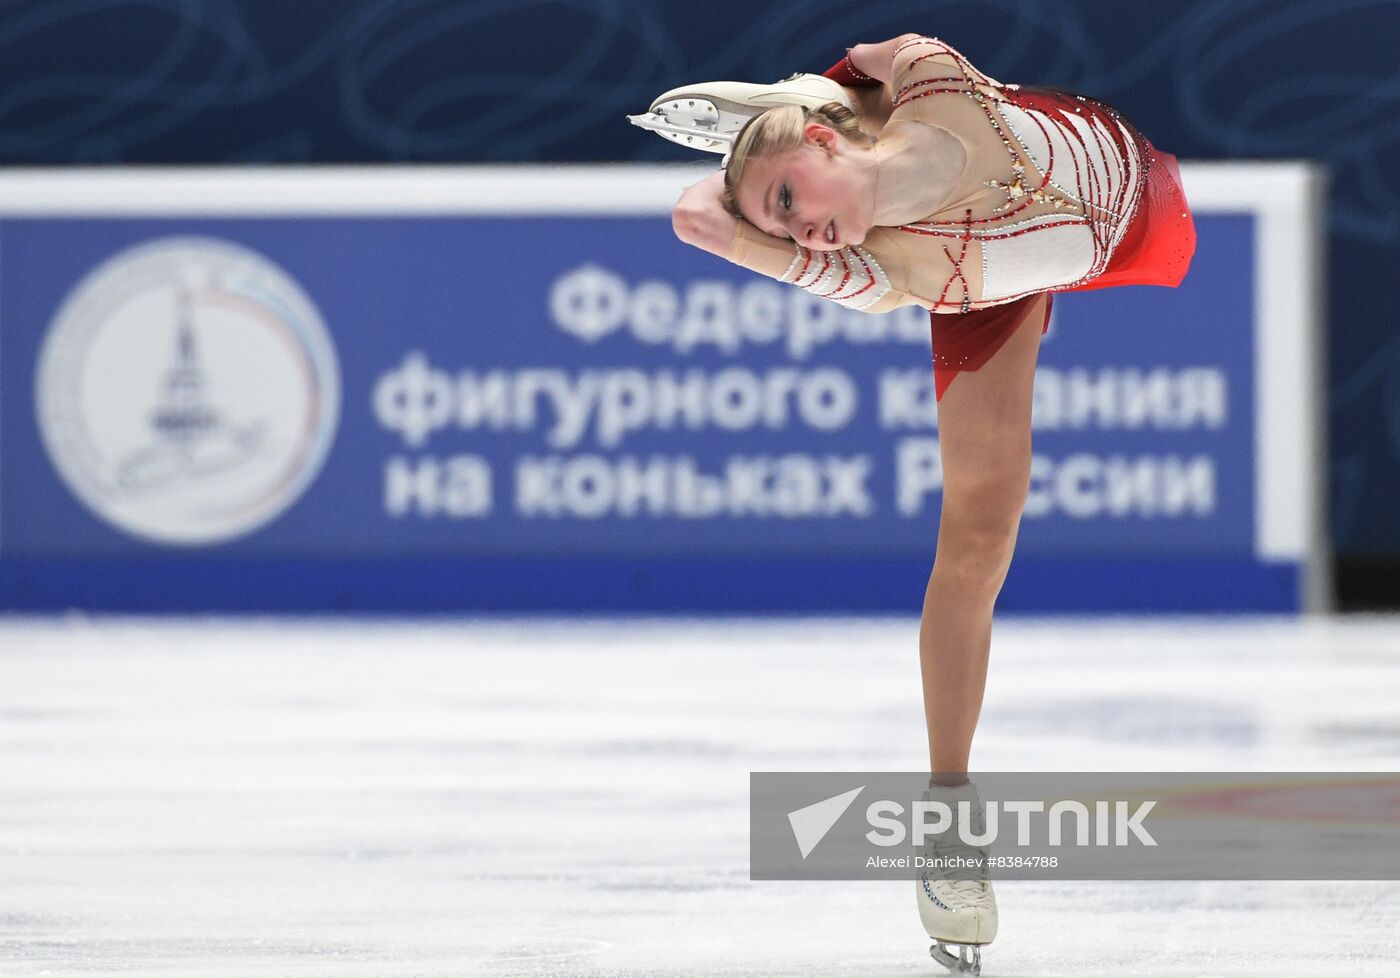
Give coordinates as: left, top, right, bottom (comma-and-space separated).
672, 170, 740, 257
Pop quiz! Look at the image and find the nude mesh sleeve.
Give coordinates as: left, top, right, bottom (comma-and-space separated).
725, 220, 928, 313
891, 35, 1005, 92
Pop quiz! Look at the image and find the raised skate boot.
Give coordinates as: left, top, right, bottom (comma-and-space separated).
626, 73, 853, 155
916, 781, 997, 976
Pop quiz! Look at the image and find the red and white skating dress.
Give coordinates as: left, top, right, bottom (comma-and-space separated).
725, 36, 1197, 400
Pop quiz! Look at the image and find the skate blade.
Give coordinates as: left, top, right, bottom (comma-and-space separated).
625, 112, 732, 153
930, 941, 982, 976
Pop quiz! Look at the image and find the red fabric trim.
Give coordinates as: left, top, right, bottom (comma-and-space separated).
821, 53, 881, 88
1065, 146, 1195, 293
931, 293, 1054, 401
927, 134, 1195, 401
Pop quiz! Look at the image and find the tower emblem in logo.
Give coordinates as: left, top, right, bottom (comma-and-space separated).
35, 237, 340, 545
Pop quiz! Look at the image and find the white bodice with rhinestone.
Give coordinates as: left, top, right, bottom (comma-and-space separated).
764, 37, 1149, 315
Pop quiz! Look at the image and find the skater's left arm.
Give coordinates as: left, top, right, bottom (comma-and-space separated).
846, 34, 923, 86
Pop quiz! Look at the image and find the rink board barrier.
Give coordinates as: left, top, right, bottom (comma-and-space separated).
0, 164, 1325, 613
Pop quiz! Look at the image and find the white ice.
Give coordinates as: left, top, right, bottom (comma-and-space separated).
2, 614, 1399, 977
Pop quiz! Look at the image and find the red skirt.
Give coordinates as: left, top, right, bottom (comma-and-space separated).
930, 139, 1196, 401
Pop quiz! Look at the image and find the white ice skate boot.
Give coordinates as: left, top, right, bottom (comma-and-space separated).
916, 781, 998, 976
626, 73, 853, 155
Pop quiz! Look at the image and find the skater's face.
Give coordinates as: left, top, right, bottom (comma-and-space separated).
734, 123, 874, 251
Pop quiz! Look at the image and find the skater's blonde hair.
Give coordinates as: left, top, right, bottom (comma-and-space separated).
721, 102, 872, 219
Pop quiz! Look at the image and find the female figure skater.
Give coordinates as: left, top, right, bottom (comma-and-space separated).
633, 33, 1195, 974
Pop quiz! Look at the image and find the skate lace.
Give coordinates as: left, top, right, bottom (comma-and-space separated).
943, 878, 995, 911
920, 802, 992, 901
924, 821, 989, 877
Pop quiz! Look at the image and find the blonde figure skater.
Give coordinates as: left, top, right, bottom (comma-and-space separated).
631, 34, 1195, 974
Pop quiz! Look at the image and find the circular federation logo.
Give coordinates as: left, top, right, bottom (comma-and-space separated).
35, 236, 341, 546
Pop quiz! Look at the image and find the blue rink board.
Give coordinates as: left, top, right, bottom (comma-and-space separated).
2, 555, 1296, 614
0, 210, 1295, 613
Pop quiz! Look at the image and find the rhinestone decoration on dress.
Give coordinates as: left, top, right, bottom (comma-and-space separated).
888, 37, 1148, 308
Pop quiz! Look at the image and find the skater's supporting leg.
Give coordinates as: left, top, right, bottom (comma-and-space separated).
918, 295, 1045, 776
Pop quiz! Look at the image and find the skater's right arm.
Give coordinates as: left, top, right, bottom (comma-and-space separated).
672, 170, 808, 282
671, 169, 741, 258
672, 172, 807, 282
673, 173, 929, 314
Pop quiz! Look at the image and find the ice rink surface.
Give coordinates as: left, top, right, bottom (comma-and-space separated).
2, 614, 1398, 977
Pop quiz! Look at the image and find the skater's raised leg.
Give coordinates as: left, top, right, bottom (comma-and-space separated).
626, 40, 899, 153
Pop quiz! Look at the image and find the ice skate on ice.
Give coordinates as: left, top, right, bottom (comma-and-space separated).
626, 73, 853, 156
916, 781, 997, 976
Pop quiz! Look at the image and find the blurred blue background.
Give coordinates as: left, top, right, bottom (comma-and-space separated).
1, 0, 1394, 606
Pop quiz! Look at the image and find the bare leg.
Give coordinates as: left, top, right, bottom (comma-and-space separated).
918, 296, 1046, 777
